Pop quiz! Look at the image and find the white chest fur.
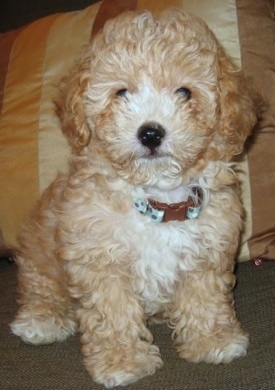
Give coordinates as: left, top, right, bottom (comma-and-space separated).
122, 207, 200, 316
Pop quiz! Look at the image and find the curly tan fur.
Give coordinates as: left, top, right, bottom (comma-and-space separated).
11, 9, 260, 388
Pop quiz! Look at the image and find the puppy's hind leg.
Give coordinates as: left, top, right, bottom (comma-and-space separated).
11, 253, 77, 345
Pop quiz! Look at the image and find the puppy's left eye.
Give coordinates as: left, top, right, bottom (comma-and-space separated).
176, 87, 192, 101
116, 89, 127, 98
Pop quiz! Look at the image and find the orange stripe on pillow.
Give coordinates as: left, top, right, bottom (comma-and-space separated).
91, 0, 138, 39
0, 28, 23, 116
137, 0, 182, 12
0, 15, 60, 246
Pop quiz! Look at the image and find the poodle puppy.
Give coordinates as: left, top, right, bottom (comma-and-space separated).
11, 8, 260, 388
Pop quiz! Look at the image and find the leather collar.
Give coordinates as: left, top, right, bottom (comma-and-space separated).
133, 188, 202, 223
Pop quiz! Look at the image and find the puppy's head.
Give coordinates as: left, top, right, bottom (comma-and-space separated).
56, 9, 260, 187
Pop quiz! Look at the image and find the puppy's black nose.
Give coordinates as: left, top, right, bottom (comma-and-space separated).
137, 123, 165, 150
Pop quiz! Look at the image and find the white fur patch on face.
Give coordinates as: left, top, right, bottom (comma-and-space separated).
90, 77, 217, 188
126, 82, 176, 126
114, 81, 178, 156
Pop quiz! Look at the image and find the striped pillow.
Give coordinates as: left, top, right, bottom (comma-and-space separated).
0, 0, 274, 261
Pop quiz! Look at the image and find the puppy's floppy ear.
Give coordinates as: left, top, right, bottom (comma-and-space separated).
56, 57, 91, 151
217, 53, 262, 159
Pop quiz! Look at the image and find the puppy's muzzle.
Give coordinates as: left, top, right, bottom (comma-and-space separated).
137, 122, 165, 151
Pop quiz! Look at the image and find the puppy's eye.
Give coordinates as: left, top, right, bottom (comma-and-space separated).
176, 87, 192, 101
116, 89, 127, 98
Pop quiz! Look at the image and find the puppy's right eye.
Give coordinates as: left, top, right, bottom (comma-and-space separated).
116, 89, 127, 98
176, 87, 192, 101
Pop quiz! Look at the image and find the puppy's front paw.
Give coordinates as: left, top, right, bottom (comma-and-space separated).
208, 335, 249, 364
177, 329, 249, 364
11, 310, 77, 345
84, 341, 163, 388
